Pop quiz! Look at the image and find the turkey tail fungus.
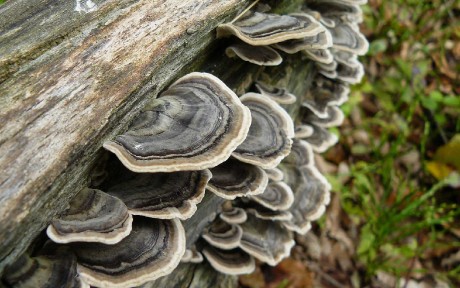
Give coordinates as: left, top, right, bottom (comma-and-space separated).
1, 0, 367, 286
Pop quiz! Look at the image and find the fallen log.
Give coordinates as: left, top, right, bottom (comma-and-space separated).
0, 0, 308, 278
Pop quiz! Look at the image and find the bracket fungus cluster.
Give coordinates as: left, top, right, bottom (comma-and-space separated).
3, 0, 368, 287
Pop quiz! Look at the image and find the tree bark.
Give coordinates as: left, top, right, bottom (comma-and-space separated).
0, 0, 309, 282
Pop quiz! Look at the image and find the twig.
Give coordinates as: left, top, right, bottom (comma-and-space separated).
307, 262, 348, 288
230, 0, 260, 23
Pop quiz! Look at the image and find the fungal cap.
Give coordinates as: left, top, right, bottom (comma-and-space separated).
239, 214, 295, 266
103, 72, 251, 173
272, 30, 333, 54
254, 81, 297, 105
202, 220, 243, 250
232, 93, 295, 169
207, 159, 269, 200
202, 246, 255, 275
105, 168, 211, 220
250, 181, 294, 211
264, 167, 284, 181
217, 11, 324, 46
226, 42, 282, 66
220, 207, 248, 224
74, 217, 186, 288
47, 188, 132, 244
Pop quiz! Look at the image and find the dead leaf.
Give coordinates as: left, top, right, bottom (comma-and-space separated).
433, 134, 460, 171
426, 161, 454, 181
266, 258, 314, 288
239, 265, 265, 288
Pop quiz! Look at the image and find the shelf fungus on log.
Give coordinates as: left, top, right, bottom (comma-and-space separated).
254, 81, 297, 104
281, 164, 331, 234
264, 167, 285, 181
182, 193, 225, 250
181, 247, 204, 264
232, 93, 295, 169
3, 0, 371, 284
219, 207, 248, 224
46, 188, 132, 245
238, 214, 295, 266
225, 42, 283, 66
294, 125, 314, 139
336, 61, 365, 84
301, 105, 345, 128
244, 205, 293, 221
202, 246, 255, 275
329, 21, 368, 55
202, 219, 243, 250
3, 254, 87, 288
250, 181, 294, 211
303, 123, 339, 153
101, 162, 211, 220
284, 139, 315, 167
207, 158, 268, 200
72, 217, 185, 288
272, 29, 332, 54
303, 48, 334, 64
302, 74, 350, 117
306, 0, 364, 23
217, 11, 324, 46
103, 72, 251, 173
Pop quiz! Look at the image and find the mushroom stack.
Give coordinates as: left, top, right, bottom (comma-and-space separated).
2, 1, 369, 287
192, 0, 369, 276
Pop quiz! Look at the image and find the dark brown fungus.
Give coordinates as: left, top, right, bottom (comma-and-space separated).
103, 72, 251, 173
226, 42, 283, 66
208, 158, 268, 200
254, 81, 297, 104
272, 30, 332, 54
303, 48, 334, 64
202, 246, 255, 275
283, 139, 315, 167
182, 193, 225, 249
47, 188, 132, 244
102, 166, 211, 220
294, 125, 314, 139
303, 123, 338, 153
280, 165, 331, 234
233, 93, 295, 169
264, 167, 284, 182
251, 181, 294, 211
181, 247, 203, 263
301, 105, 345, 128
329, 21, 369, 55
245, 205, 293, 221
3, 254, 86, 288
220, 207, 248, 224
302, 74, 350, 117
202, 219, 243, 250
238, 214, 294, 266
72, 217, 185, 288
217, 11, 324, 45
306, 1, 363, 23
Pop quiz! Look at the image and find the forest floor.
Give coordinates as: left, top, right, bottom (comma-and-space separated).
240, 1, 460, 287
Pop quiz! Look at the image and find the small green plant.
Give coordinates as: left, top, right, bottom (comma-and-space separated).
327, 0, 460, 284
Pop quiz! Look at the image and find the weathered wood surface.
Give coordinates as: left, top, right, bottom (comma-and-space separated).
0, 0, 310, 281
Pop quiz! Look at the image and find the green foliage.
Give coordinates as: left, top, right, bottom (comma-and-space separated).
328, 0, 460, 283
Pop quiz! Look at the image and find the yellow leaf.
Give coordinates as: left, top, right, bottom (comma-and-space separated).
426, 161, 454, 181
433, 134, 460, 171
